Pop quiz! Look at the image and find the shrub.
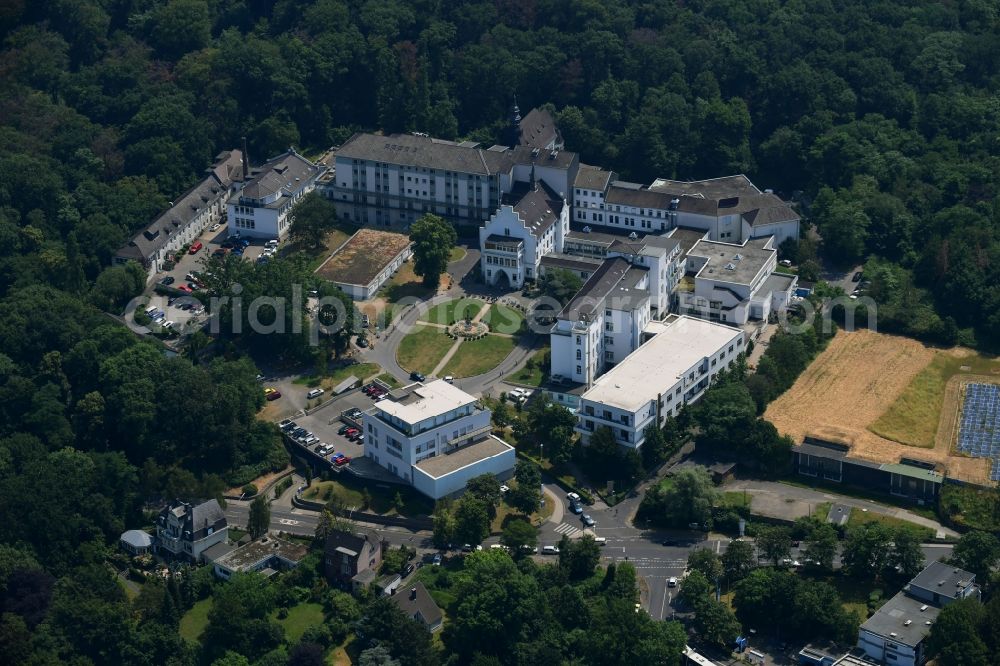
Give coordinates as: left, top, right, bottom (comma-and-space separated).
242, 483, 258, 497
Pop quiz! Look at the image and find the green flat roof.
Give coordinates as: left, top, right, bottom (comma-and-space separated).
879, 463, 942, 483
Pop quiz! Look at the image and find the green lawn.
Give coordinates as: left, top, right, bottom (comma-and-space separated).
381, 259, 438, 303
396, 325, 456, 375
719, 491, 752, 510
449, 246, 467, 262
799, 569, 881, 620
179, 598, 213, 644
482, 303, 524, 334
376, 372, 400, 388
441, 335, 516, 378
273, 602, 325, 643
509, 350, 547, 387
418, 298, 483, 326
846, 509, 935, 541
870, 351, 1000, 448
293, 362, 382, 389
302, 478, 434, 518
940, 484, 1000, 532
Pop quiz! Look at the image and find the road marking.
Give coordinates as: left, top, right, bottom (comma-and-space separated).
554, 523, 582, 538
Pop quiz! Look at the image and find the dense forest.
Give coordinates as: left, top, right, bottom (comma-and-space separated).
1, 0, 1000, 664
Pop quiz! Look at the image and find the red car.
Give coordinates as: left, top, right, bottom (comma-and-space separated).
189, 241, 203, 254
177, 284, 193, 293
334, 456, 352, 466
344, 428, 359, 437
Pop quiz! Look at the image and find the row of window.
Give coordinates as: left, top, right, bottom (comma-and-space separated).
485, 255, 519, 267
233, 217, 255, 229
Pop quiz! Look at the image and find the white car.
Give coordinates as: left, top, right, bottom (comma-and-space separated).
667, 576, 677, 587
444, 375, 454, 383
209, 223, 221, 232
499, 484, 510, 494
162, 320, 175, 329
307, 388, 325, 399
566, 492, 581, 503
266, 239, 278, 248
542, 545, 560, 555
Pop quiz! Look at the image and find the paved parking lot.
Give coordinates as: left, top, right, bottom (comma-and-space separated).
152, 222, 274, 289
280, 386, 387, 465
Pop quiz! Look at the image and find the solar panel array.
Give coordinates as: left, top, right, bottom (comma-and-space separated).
956, 383, 1000, 481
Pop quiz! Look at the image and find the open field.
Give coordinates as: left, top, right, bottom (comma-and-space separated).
764, 329, 994, 485
509, 349, 548, 387
396, 325, 455, 375
293, 362, 382, 389
301, 477, 434, 517
870, 349, 1000, 448
441, 335, 516, 378
481, 303, 524, 334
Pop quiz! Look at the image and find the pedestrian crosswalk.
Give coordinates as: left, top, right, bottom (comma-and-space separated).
554, 522, 582, 538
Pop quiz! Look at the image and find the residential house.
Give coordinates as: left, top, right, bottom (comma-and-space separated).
325, 527, 384, 589
390, 583, 443, 633
155, 499, 228, 563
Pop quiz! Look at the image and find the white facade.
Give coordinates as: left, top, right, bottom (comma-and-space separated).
227, 149, 321, 240
115, 150, 243, 282
679, 237, 784, 325
576, 316, 745, 448
335, 243, 411, 300
362, 381, 515, 499
549, 258, 652, 386
479, 183, 569, 288
323, 132, 578, 230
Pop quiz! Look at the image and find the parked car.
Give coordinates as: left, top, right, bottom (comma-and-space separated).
337, 425, 352, 435
264, 388, 281, 401
569, 502, 583, 515
499, 484, 509, 494
356, 337, 368, 348
409, 371, 425, 382
852, 271, 864, 282
177, 284, 193, 293
432, 553, 442, 566
159, 276, 175, 285
209, 223, 221, 232
189, 241, 203, 254
302, 435, 318, 445
581, 514, 595, 527
566, 492, 581, 503
542, 545, 559, 555
278, 420, 295, 431
306, 388, 325, 399
444, 375, 454, 383
779, 259, 793, 267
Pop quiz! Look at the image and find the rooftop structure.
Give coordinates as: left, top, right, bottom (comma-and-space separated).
414, 435, 513, 479
574, 163, 616, 192
502, 180, 565, 238
517, 107, 563, 151
557, 257, 636, 321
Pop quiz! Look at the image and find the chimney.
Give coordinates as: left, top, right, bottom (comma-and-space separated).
241, 136, 249, 181
410, 587, 417, 600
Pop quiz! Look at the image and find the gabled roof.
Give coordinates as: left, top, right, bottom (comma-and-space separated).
240, 150, 319, 202
518, 107, 562, 150
337, 133, 511, 175
324, 527, 381, 560
116, 150, 243, 261
503, 180, 564, 238
390, 582, 443, 629
574, 164, 615, 191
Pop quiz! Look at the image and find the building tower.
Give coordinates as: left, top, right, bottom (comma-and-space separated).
508, 95, 522, 147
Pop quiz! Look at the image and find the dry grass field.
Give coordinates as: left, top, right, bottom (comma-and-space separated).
765, 328, 996, 485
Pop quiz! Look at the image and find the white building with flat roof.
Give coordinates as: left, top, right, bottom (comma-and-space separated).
576, 315, 745, 449
362, 380, 515, 499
